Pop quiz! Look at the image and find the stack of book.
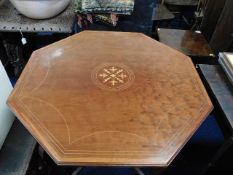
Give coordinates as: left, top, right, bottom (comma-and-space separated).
219, 52, 233, 85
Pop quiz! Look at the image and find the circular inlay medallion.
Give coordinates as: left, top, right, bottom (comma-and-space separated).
91, 63, 135, 91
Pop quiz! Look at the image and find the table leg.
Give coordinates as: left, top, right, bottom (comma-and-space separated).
135, 168, 145, 175
70, 167, 161, 175
201, 135, 233, 175
71, 167, 83, 175
135, 167, 164, 175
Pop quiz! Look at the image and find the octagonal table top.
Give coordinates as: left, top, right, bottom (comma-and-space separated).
7, 31, 213, 167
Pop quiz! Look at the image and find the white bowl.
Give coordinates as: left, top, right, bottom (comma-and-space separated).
9, 0, 71, 19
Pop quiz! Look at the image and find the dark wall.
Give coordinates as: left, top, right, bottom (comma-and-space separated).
200, 0, 226, 42
201, 0, 233, 53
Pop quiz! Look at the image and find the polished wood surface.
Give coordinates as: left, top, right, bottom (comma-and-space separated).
157, 28, 213, 57
8, 31, 213, 166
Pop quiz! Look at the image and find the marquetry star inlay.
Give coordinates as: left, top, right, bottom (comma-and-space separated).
92, 63, 135, 91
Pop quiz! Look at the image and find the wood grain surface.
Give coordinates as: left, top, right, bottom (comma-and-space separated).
8, 31, 213, 166
157, 28, 213, 57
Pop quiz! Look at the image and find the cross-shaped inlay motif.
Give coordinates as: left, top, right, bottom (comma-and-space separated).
98, 66, 128, 86
92, 63, 135, 91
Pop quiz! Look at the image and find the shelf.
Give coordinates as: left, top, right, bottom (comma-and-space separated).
0, 1, 75, 33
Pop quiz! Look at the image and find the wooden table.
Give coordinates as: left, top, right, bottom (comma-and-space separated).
8, 31, 213, 167
157, 28, 215, 64
198, 64, 233, 174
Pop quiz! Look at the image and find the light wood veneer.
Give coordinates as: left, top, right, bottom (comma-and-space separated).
8, 31, 213, 166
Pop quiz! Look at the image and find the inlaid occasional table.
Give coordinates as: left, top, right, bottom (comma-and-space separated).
8, 31, 213, 169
